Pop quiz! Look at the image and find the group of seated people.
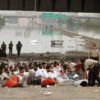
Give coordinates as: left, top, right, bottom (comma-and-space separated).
0, 58, 100, 88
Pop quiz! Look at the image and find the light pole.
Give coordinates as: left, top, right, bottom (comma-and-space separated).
34, 0, 37, 11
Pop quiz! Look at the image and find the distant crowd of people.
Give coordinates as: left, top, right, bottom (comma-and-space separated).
0, 41, 22, 57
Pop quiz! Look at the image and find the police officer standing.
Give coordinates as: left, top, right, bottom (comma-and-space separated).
1, 41, 7, 57
16, 41, 22, 56
9, 41, 13, 56
89, 43, 100, 61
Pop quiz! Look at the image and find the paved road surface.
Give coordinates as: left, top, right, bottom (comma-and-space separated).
0, 85, 100, 100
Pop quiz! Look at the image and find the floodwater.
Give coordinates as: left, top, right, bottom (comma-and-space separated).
0, 12, 100, 54
0, 27, 85, 54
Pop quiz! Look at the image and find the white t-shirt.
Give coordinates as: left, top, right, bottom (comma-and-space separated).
42, 69, 48, 79
1, 72, 9, 80
13, 71, 19, 75
35, 69, 43, 77
48, 72, 57, 79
